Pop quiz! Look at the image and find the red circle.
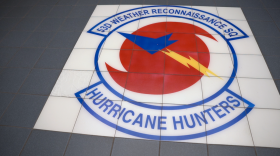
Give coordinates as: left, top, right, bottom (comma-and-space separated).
106, 22, 212, 94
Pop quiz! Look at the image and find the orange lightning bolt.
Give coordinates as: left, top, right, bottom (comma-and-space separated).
161, 49, 222, 79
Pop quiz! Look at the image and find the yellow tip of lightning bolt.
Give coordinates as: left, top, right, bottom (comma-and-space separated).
161, 49, 222, 80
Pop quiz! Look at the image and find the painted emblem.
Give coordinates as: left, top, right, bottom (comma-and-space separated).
75, 6, 255, 141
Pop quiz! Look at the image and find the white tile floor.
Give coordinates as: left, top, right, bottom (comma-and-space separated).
34, 5, 280, 148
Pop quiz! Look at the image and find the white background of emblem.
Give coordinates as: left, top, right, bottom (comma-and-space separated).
161, 105, 207, 143
114, 102, 162, 140
33, 5, 280, 148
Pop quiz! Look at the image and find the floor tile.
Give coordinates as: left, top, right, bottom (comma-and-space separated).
0, 30, 9, 41
37, 0, 60, 5
19, 69, 61, 95
242, 8, 273, 21
76, 0, 98, 5
226, 20, 253, 36
4, 6, 32, 17
217, 7, 246, 20
130, 50, 164, 73
59, 18, 88, 31
112, 17, 140, 32
1, 0, 21, 6
256, 147, 280, 156
275, 80, 280, 92
138, 17, 166, 32
0, 93, 15, 117
0, 94, 47, 128
51, 70, 93, 98
83, 17, 108, 31
36, 18, 65, 31
0, 31, 32, 47
64, 134, 113, 156
262, 0, 280, 8
117, 5, 142, 13
167, 0, 191, 5
84, 71, 126, 101
238, 78, 280, 109
120, 0, 144, 4
26, 6, 53, 17
0, 47, 19, 67
255, 37, 280, 55
238, 0, 263, 8
0, 7, 13, 17
267, 9, 280, 21
47, 6, 73, 17
111, 137, 160, 156
0, 18, 21, 30
115, 102, 161, 139
229, 36, 262, 55
208, 144, 256, 156
191, 0, 215, 6
215, 0, 239, 7
98, 0, 121, 5
73, 104, 118, 137
68, 6, 96, 18
167, 18, 194, 34
197, 34, 230, 53
247, 108, 280, 148
14, 18, 43, 31
0, 68, 30, 93
15, 0, 39, 6
92, 5, 119, 17
143, 0, 167, 5
160, 141, 207, 156
164, 52, 200, 76
205, 106, 253, 146
201, 53, 234, 77
192, 6, 218, 15
201, 77, 240, 100
23, 31, 56, 48
124, 73, 163, 103
275, 21, 280, 29
35, 48, 72, 69
0, 126, 31, 156
236, 55, 272, 79
63, 49, 96, 70
20, 130, 70, 156
6, 48, 44, 68
264, 55, 280, 79
34, 96, 81, 132
163, 75, 203, 104
74, 32, 105, 48
103, 31, 136, 50
248, 20, 280, 36
48, 31, 81, 49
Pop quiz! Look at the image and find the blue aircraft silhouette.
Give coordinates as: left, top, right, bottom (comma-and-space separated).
118, 32, 178, 54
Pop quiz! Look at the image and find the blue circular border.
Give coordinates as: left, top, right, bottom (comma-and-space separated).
94, 14, 239, 110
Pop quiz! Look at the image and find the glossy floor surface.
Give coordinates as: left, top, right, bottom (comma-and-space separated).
1, 0, 280, 156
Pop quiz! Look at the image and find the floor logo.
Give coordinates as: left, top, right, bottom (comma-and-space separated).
75, 6, 255, 141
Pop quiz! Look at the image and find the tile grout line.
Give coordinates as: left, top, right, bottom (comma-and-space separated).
103, 4, 123, 156
158, 9, 167, 156
18, 129, 34, 156
217, 3, 257, 156
249, 2, 267, 156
